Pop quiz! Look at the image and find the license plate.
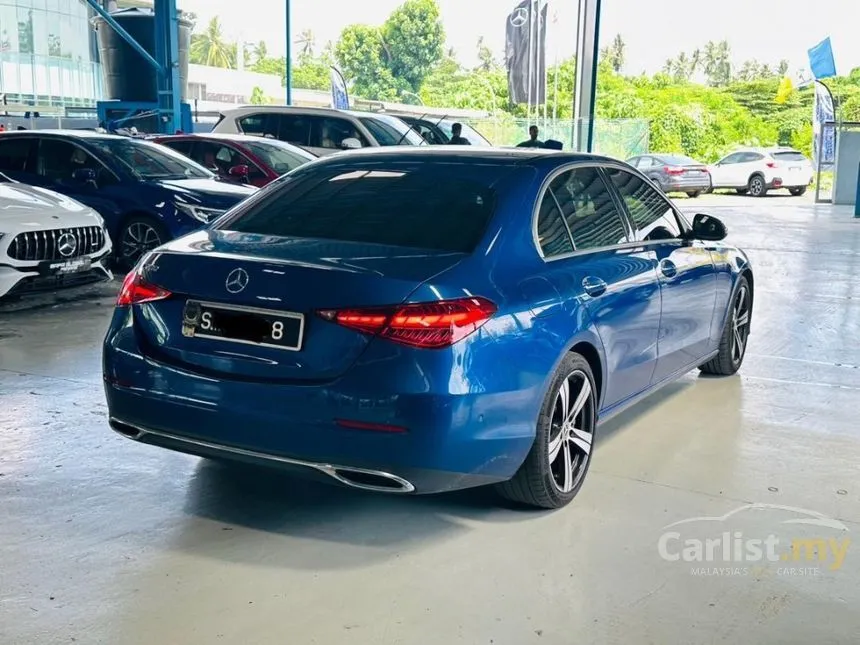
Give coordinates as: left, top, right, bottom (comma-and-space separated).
181, 300, 304, 351
50, 257, 92, 274
790, 166, 801, 171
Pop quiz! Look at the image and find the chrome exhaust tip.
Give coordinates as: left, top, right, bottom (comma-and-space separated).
327, 467, 415, 494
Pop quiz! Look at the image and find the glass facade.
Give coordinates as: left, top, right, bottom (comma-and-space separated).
0, 0, 102, 107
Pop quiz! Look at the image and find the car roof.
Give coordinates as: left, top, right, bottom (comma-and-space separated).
219, 106, 379, 119
304, 146, 606, 165
0, 129, 130, 141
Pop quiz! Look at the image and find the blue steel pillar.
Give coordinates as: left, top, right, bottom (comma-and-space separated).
285, 0, 292, 105
154, 0, 182, 133
572, 0, 601, 152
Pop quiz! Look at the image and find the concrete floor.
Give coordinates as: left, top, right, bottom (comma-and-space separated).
2, 194, 860, 644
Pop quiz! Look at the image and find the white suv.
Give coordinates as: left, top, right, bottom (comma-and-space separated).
211, 106, 425, 157
708, 148, 813, 197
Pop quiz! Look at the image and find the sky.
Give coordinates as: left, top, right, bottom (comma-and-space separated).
178, 0, 860, 78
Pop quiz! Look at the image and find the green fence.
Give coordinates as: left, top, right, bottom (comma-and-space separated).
464, 117, 649, 160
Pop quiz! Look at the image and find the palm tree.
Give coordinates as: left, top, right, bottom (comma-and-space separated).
189, 17, 235, 68
251, 40, 268, 65
295, 29, 315, 57
609, 34, 625, 73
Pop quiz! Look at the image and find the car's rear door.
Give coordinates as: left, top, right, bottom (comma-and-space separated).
605, 167, 718, 383
534, 165, 661, 410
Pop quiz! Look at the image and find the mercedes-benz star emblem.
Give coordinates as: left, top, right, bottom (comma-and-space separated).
57, 232, 78, 258
225, 268, 249, 294
510, 7, 528, 27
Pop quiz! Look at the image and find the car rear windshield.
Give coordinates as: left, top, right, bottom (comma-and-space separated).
220, 164, 502, 253
772, 151, 808, 162
659, 155, 699, 166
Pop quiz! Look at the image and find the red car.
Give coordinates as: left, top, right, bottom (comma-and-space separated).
153, 133, 316, 187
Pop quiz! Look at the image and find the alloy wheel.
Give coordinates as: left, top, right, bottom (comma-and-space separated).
547, 370, 595, 493
122, 222, 162, 265
750, 177, 764, 196
731, 285, 751, 364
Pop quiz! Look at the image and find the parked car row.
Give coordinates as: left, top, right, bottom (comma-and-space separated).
627, 147, 813, 198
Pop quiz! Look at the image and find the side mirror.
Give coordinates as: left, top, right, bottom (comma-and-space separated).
341, 137, 362, 150
691, 213, 727, 241
72, 168, 97, 185
228, 164, 250, 183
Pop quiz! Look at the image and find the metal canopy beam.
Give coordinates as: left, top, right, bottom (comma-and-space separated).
572, 0, 601, 152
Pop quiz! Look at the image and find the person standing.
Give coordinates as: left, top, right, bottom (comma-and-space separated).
448, 123, 471, 145
517, 125, 544, 148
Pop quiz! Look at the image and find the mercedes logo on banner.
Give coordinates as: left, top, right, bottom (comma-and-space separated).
510, 6, 528, 27
225, 268, 250, 294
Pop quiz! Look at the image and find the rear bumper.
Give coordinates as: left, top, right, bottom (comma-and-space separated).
664, 178, 711, 192
103, 328, 540, 494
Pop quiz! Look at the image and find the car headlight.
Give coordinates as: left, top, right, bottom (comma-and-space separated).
175, 203, 224, 223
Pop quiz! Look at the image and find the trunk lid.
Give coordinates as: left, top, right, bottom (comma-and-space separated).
134, 230, 465, 381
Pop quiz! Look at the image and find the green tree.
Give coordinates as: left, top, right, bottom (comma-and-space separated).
190, 17, 235, 68
335, 24, 401, 100
296, 29, 315, 57
703, 40, 732, 86
600, 34, 626, 74
249, 86, 268, 105
381, 0, 445, 91
476, 36, 497, 72
251, 40, 268, 65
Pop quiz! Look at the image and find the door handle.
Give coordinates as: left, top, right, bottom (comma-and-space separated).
659, 259, 678, 278
582, 276, 607, 297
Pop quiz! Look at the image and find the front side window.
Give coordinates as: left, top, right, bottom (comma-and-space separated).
311, 117, 366, 150
220, 164, 502, 253
606, 168, 682, 241
550, 167, 629, 251
38, 139, 102, 181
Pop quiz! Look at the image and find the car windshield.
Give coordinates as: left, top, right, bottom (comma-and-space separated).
220, 163, 506, 253
437, 121, 491, 146
358, 115, 425, 146
659, 154, 700, 166
89, 138, 213, 181
243, 140, 315, 175
773, 151, 808, 162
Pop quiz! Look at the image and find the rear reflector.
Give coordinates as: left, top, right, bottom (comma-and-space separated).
335, 419, 408, 433
116, 269, 172, 306
318, 296, 497, 349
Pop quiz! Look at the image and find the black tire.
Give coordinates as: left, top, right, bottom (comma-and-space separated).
747, 174, 767, 197
117, 216, 167, 270
686, 190, 702, 198
497, 352, 597, 509
700, 275, 752, 376
735, 188, 748, 195
789, 186, 807, 196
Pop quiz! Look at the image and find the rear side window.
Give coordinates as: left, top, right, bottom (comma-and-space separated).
163, 140, 193, 156
550, 167, 628, 251
606, 168, 682, 241
222, 165, 501, 253
0, 138, 34, 172
536, 187, 574, 257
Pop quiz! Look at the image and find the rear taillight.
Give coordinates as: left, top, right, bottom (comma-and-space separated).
116, 269, 172, 306
766, 161, 778, 169
317, 297, 497, 349
665, 166, 685, 175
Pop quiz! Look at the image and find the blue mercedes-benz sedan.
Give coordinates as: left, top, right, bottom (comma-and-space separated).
0, 131, 257, 268
103, 148, 753, 509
